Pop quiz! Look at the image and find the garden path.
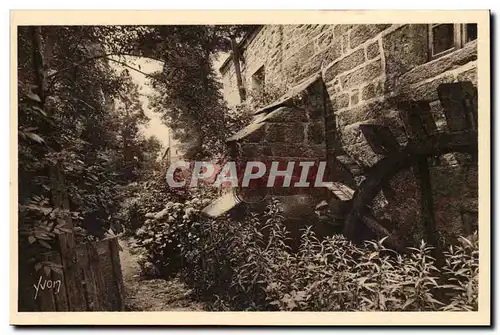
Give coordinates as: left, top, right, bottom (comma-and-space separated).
119, 237, 204, 311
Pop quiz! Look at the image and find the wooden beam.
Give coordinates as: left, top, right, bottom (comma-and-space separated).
344, 125, 477, 258
408, 131, 477, 155
87, 241, 107, 311
323, 182, 355, 201
438, 81, 478, 132
230, 36, 246, 103
359, 124, 400, 155
397, 100, 436, 140
414, 156, 443, 265
336, 155, 364, 176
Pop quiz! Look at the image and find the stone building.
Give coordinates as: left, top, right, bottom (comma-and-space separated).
216, 24, 478, 244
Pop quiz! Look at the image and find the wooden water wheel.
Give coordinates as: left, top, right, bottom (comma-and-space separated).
337, 81, 478, 258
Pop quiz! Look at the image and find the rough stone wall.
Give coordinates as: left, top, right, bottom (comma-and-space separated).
220, 24, 478, 242
229, 78, 329, 195
221, 25, 338, 106
227, 78, 343, 248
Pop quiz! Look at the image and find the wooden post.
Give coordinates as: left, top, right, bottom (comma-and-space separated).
36, 255, 57, 311
87, 242, 106, 311
47, 252, 69, 311
108, 238, 125, 311
76, 244, 99, 311
230, 36, 246, 102
57, 232, 87, 310
398, 99, 442, 262
414, 156, 442, 265
18, 261, 37, 312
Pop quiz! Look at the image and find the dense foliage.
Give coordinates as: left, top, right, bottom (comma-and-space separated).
133, 197, 478, 312
137, 25, 258, 160
18, 27, 161, 267
18, 25, 479, 313
17, 25, 253, 271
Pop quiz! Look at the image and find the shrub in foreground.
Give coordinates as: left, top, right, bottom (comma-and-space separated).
136, 198, 479, 311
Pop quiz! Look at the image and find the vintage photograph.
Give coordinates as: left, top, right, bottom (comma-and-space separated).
11, 10, 490, 325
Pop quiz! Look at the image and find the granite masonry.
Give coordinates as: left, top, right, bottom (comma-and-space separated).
220, 24, 478, 244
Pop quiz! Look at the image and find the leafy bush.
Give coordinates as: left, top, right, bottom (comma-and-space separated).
441, 233, 479, 311
137, 196, 479, 311
116, 158, 192, 235
133, 187, 215, 278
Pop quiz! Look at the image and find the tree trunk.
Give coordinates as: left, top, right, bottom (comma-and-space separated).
31, 26, 73, 229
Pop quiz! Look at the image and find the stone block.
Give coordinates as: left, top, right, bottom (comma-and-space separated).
403, 74, 456, 101
228, 122, 266, 142
340, 123, 365, 147
341, 34, 350, 54
266, 122, 305, 143
262, 107, 309, 123
315, 30, 334, 52
269, 143, 325, 158
366, 41, 380, 60
350, 24, 391, 49
333, 24, 352, 37
361, 82, 376, 100
307, 121, 326, 144
397, 41, 477, 87
382, 24, 428, 91
430, 165, 466, 198
340, 59, 383, 90
350, 89, 360, 106
336, 99, 390, 127
240, 143, 264, 159
308, 40, 342, 72
343, 142, 382, 167
284, 41, 315, 73
292, 70, 316, 87
456, 65, 478, 87
326, 78, 342, 95
329, 93, 350, 110
323, 48, 366, 82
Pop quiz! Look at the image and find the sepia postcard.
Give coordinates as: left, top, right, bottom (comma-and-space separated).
10, 10, 491, 326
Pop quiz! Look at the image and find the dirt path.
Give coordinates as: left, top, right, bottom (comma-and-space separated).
119, 237, 204, 311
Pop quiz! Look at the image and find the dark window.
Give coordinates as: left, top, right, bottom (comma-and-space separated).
251, 66, 265, 93
465, 23, 478, 43
431, 24, 455, 55
428, 23, 478, 60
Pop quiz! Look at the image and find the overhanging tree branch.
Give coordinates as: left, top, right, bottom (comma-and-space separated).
47, 53, 164, 79
105, 57, 163, 82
